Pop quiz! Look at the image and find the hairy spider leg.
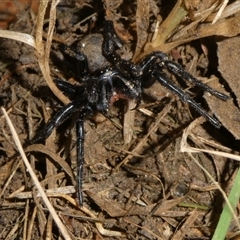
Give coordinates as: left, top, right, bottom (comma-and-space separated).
54, 79, 90, 103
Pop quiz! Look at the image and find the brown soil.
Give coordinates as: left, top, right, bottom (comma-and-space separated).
0, 1, 239, 239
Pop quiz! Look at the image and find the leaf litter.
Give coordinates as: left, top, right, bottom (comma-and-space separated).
0, 0, 240, 239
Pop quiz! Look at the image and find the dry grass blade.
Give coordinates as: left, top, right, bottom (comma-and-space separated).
209, 0, 240, 21
9, 186, 76, 199
35, 0, 69, 105
211, 0, 229, 24
25, 144, 75, 183
137, 0, 187, 60
181, 118, 240, 161
1, 107, 73, 240
0, 30, 35, 48
1, 0, 239, 238
180, 117, 240, 233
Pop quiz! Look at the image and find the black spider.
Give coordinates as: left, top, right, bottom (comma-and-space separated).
31, 21, 229, 205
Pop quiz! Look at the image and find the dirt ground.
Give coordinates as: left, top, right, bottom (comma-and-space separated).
0, 0, 240, 239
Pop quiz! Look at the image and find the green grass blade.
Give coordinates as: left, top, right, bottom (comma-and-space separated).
212, 167, 240, 240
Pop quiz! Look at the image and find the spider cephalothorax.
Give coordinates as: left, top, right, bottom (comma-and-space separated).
31, 21, 229, 205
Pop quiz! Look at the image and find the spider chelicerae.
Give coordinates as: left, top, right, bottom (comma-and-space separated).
31, 20, 229, 205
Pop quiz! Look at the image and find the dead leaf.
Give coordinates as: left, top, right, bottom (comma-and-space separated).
86, 190, 186, 217
204, 81, 240, 139
217, 35, 240, 106
132, 0, 149, 61
85, 190, 127, 217
156, 13, 240, 54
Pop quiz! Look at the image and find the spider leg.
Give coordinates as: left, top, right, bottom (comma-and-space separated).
54, 79, 77, 98
76, 117, 84, 205
152, 69, 222, 128
54, 79, 86, 102
59, 44, 89, 80
31, 95, 89, 204
162, 58, 230, 101
140, 51, 229, 101
31, 100, 85, 143
103, 21, 141, 78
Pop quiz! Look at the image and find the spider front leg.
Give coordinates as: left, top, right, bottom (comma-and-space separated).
140, 51, 229, 100
58, 44, 90, 80
151, 70, 222, 128
139, 51, 229, 128
103, 21, 141, 78
159, 54, 230, 101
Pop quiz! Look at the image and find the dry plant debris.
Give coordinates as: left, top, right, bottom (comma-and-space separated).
0, 0, 240, 239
